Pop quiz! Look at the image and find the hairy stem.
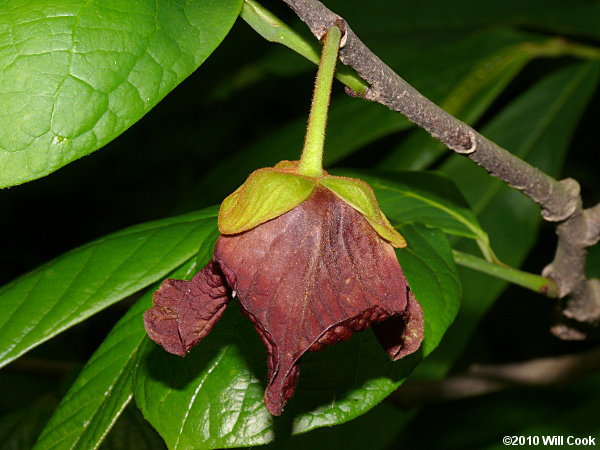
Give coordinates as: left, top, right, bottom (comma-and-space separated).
298, 25, 341, 178
453, 250, 557, 297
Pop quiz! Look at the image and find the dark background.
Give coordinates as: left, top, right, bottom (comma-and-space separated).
1, 0, 599, 447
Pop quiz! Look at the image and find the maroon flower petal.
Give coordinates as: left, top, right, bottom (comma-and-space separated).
214, 187, 423, 415
144, 261, 231, 356
373, 289, 424, 360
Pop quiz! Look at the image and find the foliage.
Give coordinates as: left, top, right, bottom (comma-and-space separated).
0, 0, 598, 448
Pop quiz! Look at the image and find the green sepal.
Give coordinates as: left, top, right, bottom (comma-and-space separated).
218, 161, 317, 234
320, 175, 407, 248
219, 160, 406, 248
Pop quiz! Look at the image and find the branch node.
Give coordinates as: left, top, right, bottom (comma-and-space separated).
541, 178, 581, 222
551, 279, 600, 340
564, 279, 600, 323
451, 129, 477, 154
344, 85, 366, 98
334, 18, 348, 47
550, 324, 588, 340
582, 204, 600, 246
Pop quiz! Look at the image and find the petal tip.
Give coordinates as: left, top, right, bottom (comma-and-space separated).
143, 262, 231, 357
143, 307, 188, 357
264, 364, 301, 416
374, 290, 424, 361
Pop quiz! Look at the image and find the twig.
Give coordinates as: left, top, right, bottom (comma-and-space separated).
280, 0, 600, 338
452, 250, 557, 297
391, 346, 600, 407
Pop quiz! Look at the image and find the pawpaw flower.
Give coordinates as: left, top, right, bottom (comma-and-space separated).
143, 161, 424, 415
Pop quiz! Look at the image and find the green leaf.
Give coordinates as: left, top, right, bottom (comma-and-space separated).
134, 223, 460, 448
32, 254, 216, 450
395, 224, 462, 355
0, 207, 218, 369
134, 306, 269, 449
0, 0, 243, 187
219, 166, 316, 234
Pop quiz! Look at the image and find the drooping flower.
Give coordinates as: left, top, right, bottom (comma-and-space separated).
144, 162, 424, 415
144, 24, 423, 416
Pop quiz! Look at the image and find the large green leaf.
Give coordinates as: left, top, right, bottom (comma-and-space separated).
33, 252, 217, 450
134, 305, 268, 449
0, 207, 218, 369
0, 0, 243, 187
395, 225, 462, 355
134, 223, 460, 448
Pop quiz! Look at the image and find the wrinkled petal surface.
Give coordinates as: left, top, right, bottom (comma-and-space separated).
214, 187, 424, 415
144, 262, 231, 356
373, 290, 424, 360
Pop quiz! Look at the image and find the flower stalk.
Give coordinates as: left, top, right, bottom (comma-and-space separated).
452, 250, 558, 297
298, 25, 342, 178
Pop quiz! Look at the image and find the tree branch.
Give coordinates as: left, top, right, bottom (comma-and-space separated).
545, 203, 600, 339
281, 0, 600, 338
391, 346, 600, 406
281, 0, 580, 221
